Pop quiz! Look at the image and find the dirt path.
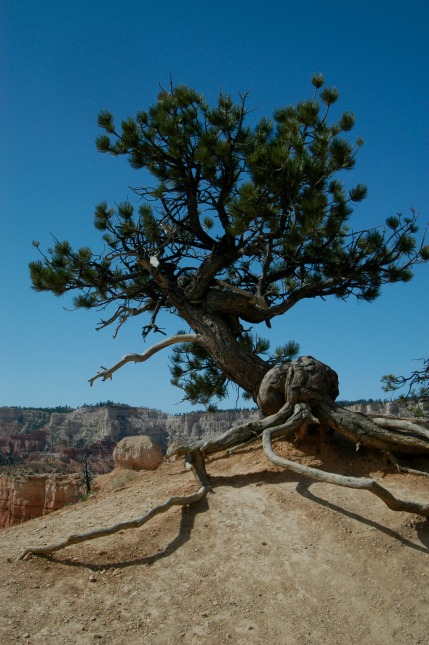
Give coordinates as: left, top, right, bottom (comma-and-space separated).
1, 437, 429, 644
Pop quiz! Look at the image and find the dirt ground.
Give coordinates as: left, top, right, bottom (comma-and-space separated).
1, 434, 429, 645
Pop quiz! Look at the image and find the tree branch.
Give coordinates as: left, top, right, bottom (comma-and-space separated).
88, 333, 202, 386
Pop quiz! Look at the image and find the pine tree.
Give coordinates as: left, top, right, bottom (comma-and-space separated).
19, 77, 429, 561
30, 76, 428, 408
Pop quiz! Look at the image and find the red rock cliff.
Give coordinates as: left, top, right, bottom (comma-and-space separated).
0, 472, 81, 528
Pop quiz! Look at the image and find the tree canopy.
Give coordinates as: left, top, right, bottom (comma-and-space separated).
30, 75, 428, 407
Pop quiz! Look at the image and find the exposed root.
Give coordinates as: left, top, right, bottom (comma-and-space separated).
371, 417, 429, 441
17, 451, 210, 562
226, 433, 260, 455
318, 404, 429, 454
18, 358, 429, 563
386, 452, 429, 478
262, 425, 429, 518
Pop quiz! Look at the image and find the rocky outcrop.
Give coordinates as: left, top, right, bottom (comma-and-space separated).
0, 471, 81, 529
48, 406, 169, 453
0, 400, 427, 528
113, 435, 163, 470
345, 400, 429, 419
0, 405, 258, 468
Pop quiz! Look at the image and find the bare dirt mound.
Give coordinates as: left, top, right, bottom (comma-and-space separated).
1, 437, 429, 644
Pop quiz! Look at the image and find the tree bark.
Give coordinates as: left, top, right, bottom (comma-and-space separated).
168, 295, 270, 399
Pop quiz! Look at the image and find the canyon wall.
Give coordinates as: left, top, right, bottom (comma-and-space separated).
0, 405, 259, 466
0, 401, 426, 528
0, 471, 80, 529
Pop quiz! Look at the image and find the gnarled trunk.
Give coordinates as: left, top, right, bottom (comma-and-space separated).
170, 297, 270, 400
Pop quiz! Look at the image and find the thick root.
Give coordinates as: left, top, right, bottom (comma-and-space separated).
319, 404, 429, 454
371, 417, 429, 441
262, 422, 429, 518
258, 357, 429, 455
17, 450, 210, 562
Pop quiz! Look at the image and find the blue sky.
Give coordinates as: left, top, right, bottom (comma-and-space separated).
1, 0, 428, 412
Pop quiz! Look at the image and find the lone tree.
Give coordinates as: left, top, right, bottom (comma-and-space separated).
21, 76, 429, 560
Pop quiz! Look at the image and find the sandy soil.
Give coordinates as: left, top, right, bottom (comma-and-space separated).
1, 434, 429, 644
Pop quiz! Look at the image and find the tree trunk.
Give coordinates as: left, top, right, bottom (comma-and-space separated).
169, 296, 270, 400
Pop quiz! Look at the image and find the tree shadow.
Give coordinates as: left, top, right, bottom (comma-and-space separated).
209, 468, 302, 489
39, 494, 210, 571
210, 469, 429, 553
35, 453, 429, 568
415, 519, 429, 548
296, 480, 429, 554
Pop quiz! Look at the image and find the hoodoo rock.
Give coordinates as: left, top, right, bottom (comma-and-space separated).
113, 435, 163, 470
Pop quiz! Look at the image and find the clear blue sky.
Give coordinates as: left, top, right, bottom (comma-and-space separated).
1, 0, 428, 412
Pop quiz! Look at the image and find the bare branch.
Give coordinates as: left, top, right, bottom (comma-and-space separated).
89, 333, 202, 386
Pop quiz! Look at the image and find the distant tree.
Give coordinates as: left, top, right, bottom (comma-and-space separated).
19, 76, 429, 562
80, 453, 93, 496
382, 358, 429, 400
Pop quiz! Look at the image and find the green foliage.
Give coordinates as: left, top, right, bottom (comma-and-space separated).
382, 358, 429, 400
170, 332, 299, 409
30, 76, 428, 407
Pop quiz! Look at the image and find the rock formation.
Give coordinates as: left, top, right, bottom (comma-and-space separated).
0, 401, 427, 529
0, 405, 259, 469
113, 435, 163, 470
0, 471, 81, 529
